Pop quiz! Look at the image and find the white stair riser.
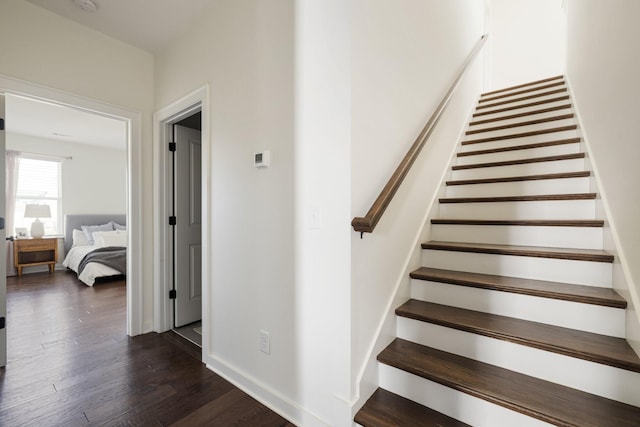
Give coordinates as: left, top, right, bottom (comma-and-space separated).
430, 224, 603, 249
445, 176, 591, 197
422, 249, 612, 286
438, 199, 596, 220
472, 99, 571, 123
396, 319, 640, 406
468, 107, 573, 129
478, 94, 568, 113
450, 158, 585, 181
460, 130, 578, 153
445, 176, 590, 198
463, 129, 578, 148
455, 143, 580, 166
477, 90, 568, 111
464, 118, 576, 141
479, 84, 566, 102
379, 364, 554, 427
410, 279, 623, 336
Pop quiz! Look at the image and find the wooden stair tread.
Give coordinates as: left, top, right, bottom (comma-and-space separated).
476, 88, 568, 110
397, 300, 640, 372
431, 218, 604, 227
379, 339, 640, 427
462, 125, 577, 145
465, 114, 574, 135
446, 171, 591, 186
439, 193, 596, 203
481, 75, 563, 97
410, 266, 624, 308
354, 388, 471, 427
452, 152, 584, 170
473, 95, 570, 117
458, 137, 580, 157
421, 241, 614, 263
479, 81, 566, 104
469, 104, 572, 126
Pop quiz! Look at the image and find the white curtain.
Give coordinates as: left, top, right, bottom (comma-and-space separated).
6, 150, 20, 236
6, 150, 20, 275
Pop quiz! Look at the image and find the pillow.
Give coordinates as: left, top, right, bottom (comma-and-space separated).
81, 223, 114, 245
111, 221, 126, 231
93, 230, 127, 248
72, 229, 90, 247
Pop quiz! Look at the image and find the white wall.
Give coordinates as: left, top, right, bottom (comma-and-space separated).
487, 0, 566, 90
351, 0, 484, 410
6, 133, 126, 218
295, 1, 352, 425
0, 0, 153, 110
154, 0, 315, 424
565, 0, 640, 353
0, 0, 154, 330
155, 1, 354, 424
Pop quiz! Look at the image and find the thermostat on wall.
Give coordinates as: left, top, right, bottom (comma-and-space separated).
254, 150, 271, 168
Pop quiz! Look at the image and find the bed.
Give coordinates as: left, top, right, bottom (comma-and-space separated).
62, 214, 127, 286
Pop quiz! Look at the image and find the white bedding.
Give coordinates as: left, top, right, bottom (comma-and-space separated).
63, 245, 122, 286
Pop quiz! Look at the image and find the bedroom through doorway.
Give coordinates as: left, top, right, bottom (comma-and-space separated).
0, 75, 144, 342
0, 77, 143, 371
3, 93, 129, 328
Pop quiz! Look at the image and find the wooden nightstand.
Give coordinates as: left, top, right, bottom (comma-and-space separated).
14, 237, 58, 277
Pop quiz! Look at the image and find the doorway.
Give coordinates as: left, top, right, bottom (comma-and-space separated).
0, 76, 144, 370
171, 113, 203, 346
153, 85, 209, 354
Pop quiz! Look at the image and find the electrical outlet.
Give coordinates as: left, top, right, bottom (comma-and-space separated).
259, 330, 270, 355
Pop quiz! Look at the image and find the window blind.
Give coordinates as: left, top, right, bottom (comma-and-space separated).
14, 157, 62, 235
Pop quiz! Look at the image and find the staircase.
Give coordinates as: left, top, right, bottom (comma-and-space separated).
354, 76, 640, 426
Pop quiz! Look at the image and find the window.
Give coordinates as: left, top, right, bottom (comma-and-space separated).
14, 157, 62, 236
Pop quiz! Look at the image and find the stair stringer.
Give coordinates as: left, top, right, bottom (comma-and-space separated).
566, 77, 640, 357
351, 97, 480, 420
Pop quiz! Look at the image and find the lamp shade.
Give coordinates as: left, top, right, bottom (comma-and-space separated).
24, 204, 51, 219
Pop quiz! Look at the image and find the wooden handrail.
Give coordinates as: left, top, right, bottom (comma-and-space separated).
352, 34, 488, 235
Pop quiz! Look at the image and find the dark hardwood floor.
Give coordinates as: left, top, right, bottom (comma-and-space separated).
0, 271, 295, 426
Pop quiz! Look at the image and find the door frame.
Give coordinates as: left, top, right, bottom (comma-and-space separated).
0, 73, 144, 336
153, 86, 209, 345
0, 93, 6, 367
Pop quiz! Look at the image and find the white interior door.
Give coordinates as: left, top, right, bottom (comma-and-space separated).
174, 124, 202, 327
0, 94, 7, 367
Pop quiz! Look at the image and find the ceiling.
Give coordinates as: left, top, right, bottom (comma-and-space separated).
6, 95, 127, 151
24, 0, 214, 53
10, 0, 211, 151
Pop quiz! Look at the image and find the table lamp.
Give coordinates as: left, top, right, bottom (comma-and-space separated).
24, 204, 51, 238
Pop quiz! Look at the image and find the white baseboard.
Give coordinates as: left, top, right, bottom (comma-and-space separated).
204, 353, 332, 427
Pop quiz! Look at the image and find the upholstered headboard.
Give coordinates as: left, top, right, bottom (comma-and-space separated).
64, 214, 126, 254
